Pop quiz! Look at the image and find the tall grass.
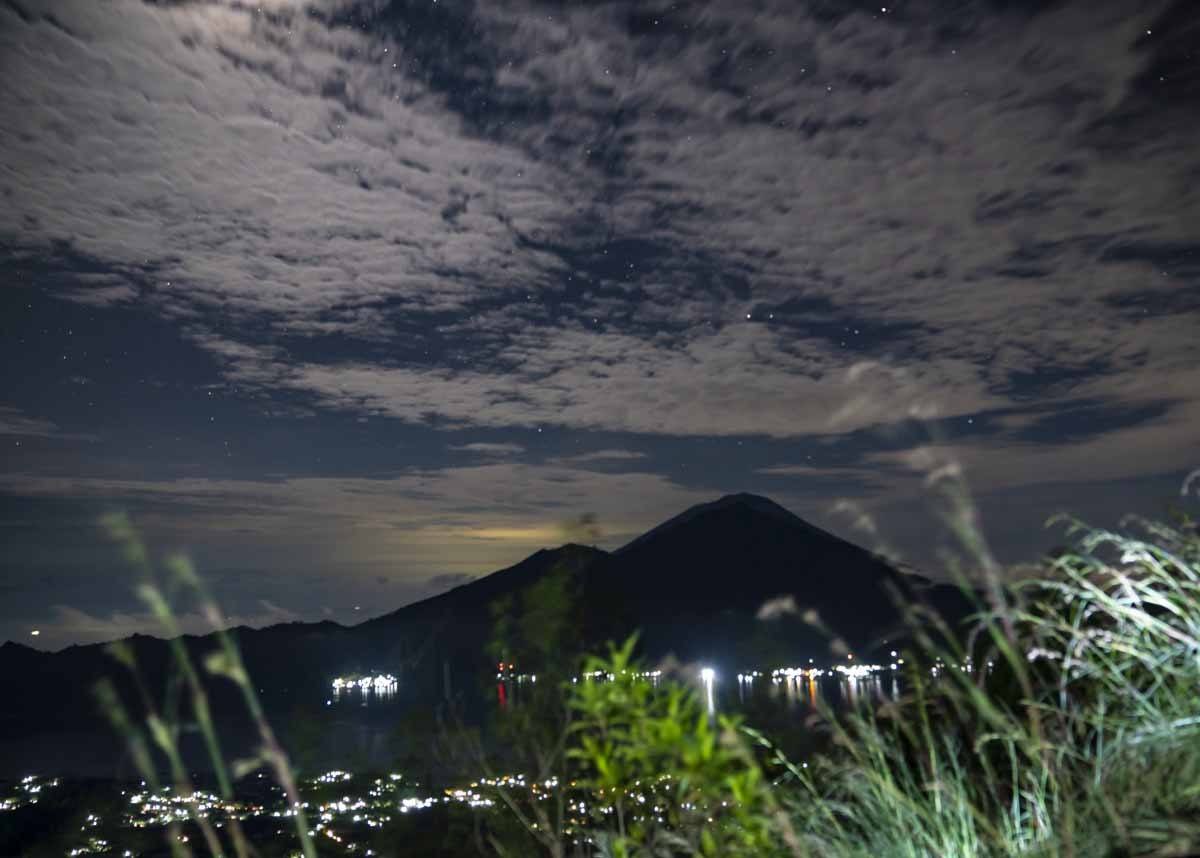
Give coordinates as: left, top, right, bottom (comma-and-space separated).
94, 512, 316, 858
778, 480, 1200, 858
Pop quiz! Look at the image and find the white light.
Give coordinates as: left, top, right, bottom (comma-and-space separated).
30, 630, 39, 637
700, 668, 717, 716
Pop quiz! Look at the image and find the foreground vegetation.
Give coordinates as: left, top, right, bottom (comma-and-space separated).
778, 509, 1200, 858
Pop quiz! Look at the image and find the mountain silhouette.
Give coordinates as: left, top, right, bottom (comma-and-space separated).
0, 494, 967, 776
577, 493, 958, 666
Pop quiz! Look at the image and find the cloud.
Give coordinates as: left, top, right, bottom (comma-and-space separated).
755, 595, 798, 621
869, 402, 1200, 496
0, 0, 580, 325
756, 464, 830, 477
58, 279, 139, 307
0, 0, 1195, 495
449, 442, 526, 456
0, 406, 97, 442
566, 450, 647, 463
0, 460, 711, 571
558, 512, 604, 544
192, 325, 1002, 437
0, 407, 59, 438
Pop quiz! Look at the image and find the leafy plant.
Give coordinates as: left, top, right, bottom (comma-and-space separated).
566, 637, 780, 857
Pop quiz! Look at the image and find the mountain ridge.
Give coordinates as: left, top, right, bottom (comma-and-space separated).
0, 493, 968, 775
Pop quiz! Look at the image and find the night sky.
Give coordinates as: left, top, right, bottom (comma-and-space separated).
1, 0, 1197, 650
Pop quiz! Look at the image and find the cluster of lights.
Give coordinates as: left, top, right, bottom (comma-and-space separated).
295, 773, 407, 855
834, 663, 888, 679
573, 668, 662, 684
315, 770, 353, 784
496, 663, 538, 683
26, 769, 554, 854
66, 808, 127, 858
399, 795, 438, 812
111, 770, 736, 854
443, 787, 495, 808
496, 656, 919, 695
315, 793, 392, 831
478, 774, 559, 793
630, 670, 662, 680
741, 653, 911, 684
397, 770, 714, 843
331, 674, 397, 693
464, 773, 697, 835
928, 658, 993, 677
20, 761, 827, 854
729, 651, 997, 684
125, 786, 255, 828
767, 666, 826, 681
501, 662, 664, 685
0, 775, 61, 811
304, 772, 568, 832
497, 653, 987, 696
393, 773, 555, 813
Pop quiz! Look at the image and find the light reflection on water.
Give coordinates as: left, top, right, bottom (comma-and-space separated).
331, 683, 398, 707
735, 672, 899, 713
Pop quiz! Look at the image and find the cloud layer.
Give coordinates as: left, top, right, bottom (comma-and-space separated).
2, 0, 1197, 646
2, 0, 1194, 447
